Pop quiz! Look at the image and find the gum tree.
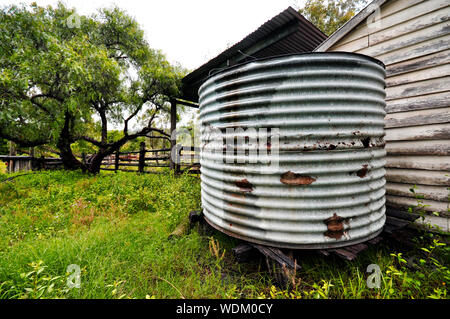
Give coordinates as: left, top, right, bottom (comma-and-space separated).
0, 2, 182, 173
299, 0, 369, 36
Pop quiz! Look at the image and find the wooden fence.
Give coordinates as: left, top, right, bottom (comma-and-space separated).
0, 155, 63, 173
0, 144, 200, 175
99, 144, 200, 174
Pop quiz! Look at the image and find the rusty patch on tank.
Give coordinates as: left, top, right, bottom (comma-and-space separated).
235, 179, 254, 192
356, 164, 369, 178
324, 213, 348, 240
280, 171, 316, 185
328, 144, 336, 150
361, 137, 371, 148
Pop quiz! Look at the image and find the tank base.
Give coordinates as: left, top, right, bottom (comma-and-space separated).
203, 215, 384, 250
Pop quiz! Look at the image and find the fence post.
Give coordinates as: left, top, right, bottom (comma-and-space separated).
138, 142, 146, 173
29, 147, 35, 171
176, 145, 181, 174
80, 152, 87, 173
9, 142, 16, 173
40, 155, 45, 170
115, 151, 120, 172
170, 98, 177, 173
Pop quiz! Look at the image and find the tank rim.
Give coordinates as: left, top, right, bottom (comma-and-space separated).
201, 51, 385, 83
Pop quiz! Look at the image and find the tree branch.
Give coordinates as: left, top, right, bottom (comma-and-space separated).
124, 104, 145, 136
79, 136, 103, 147
97, 104, 108, 144
29, 95, 54, 117
108, 127, 169, 153
31, 93, 63, 103
0, 129, 50, 147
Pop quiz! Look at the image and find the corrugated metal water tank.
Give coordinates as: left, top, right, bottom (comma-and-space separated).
198, 52, 387, 249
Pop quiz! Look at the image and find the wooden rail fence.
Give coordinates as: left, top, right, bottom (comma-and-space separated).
99, 143, 200, 174
0, 143, 200, 175
0, 155, 63, 173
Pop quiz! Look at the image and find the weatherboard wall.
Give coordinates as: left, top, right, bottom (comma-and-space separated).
317, 0, 449, 231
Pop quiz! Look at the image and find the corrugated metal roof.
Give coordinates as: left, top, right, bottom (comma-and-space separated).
181, 6, 327, 102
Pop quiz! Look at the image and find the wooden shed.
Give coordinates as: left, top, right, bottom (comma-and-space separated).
315, 0, 449, 232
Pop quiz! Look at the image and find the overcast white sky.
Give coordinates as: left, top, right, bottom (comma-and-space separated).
1, 0, 306, 71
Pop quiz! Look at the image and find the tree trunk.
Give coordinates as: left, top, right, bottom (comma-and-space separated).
86, 153, 105, 174
57, 111, 84, 171
54, 110, 156, 175
84, 145, 126, 174
57, 139, 84, 171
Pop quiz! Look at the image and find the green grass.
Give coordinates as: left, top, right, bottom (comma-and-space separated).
0, 161, 6, 174
0, 170, 448, 299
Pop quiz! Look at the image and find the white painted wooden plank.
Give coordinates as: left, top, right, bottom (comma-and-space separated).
385, 106, 450, 128
331, 24, 369, 47
386, 194, 449, 214
330, 36, 368, 52
385, 168, 450, 185
386, 91, 450, 113
386, 155, 450, 171
376, 34, 450, 65
369, 2, 450, 45
386, 63, 450, 87
316, 0, 433, 52
380, 0, 427, 19
386, 49, 450, 77
386, 139, 450, 155
386, 155, 450, 170
357, 21, 450, 57
335, 0, 431, 46
414, 215, 449, 233
385, 123, 450, 141
386, 76, 450, 100
386, 182, 449, 201
315, 0, 389, 52
327, 0, 445, 48
355, 0, 427, 33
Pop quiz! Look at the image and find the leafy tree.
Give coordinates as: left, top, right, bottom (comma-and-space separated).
299, 0, 369, 36
0, 2, 183, 173
0, 138, 8, 155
